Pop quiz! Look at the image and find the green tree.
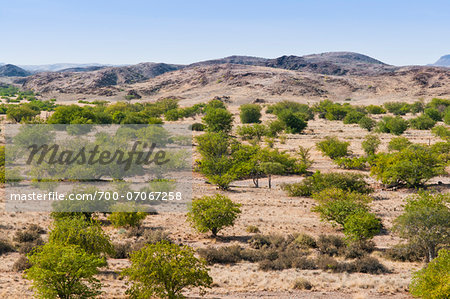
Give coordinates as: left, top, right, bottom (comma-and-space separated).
260, 161, 284, 189
277, 110, 307, 133
26, 243, 106, 299
316, 136, 350, 159
187, 194, 241, 236
202, 108, 233, 133
362, 134, 381, 156
239, 104, 262, 123
122, 241, 212, 299
358, 116, 377, 131
409, 114, 436, 130
409, 249, 450, 299
7, 105, 40, 122
377, 116, 409, 135
107, 202, 148, 228
393, 192, 450, 262
343, 211, 382, 241
49, 216, 114, 256
388, 136, 412, 151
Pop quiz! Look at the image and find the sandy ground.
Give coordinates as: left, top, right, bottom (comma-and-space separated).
0, 104, 448, 298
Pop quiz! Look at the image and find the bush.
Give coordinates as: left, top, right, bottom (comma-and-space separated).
393, 192, 450, 262
237, 124, 268, 141
292, 278, 313, 290
26, 243, 106, 298
13, 230, 41, 243
385, 243, 425, 262
424, 107, 442, 121
49, 216, 114, 256
366, 105, 386, 114
13, 255, 31, 272
107, 203, 147, 228
312, 188, 372, 227
111, 243, 132, 259
409, 249, 450, 299
277, 110, 307, 134
444, 108, 450, 125
316, 235, 345, 256
370, 145, 444, 187
362, 134, 381, 156
191, 122, 205, 131
316, 136, 350, 159
343, 211, 382, 241
198, 245, 242, 265
431, 125, 450, 140
336, 157, 368, 171
344, 240, 375, 258
0, 238, 15, 256
246, 225, 260, 233
239, 104, 262, 123
377, 116, 409, 135
187, 194, 242, 236
409, 114, 436, 130
294, 233, 316, 248
353, 256, 388, 274
282, 171, 372, 197
358, 116, 377, 131
202, 108, 234, 133
122, 241, 212, 299
383, 102, 411, 115
388, 136, 412, 151
267, 101, 313, 120
343, 110, 365, 124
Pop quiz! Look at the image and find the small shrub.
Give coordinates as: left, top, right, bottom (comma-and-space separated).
424, 108, 443, 121
246, 225, 260, 233
278, 110, 308, 134
13, 230, 40, 243
187, 194, 242, 236
292, 278, 313, 290
388, 136, 412, 151
377, 116, 409, 135
344, 240, 375, 259
202, 108, 234, 133
366, 105, 386, 114
0, 238, 15, 256
362, 134, 381, 156
111, 243, 132, 259
343, 110, 365, 124
142, 229, 171, 245
316, 255, 340, 271
316, 136, 350, 159
191, 122, 205, 131
431, 125, 450, 140
354, 256, 389, 274
409, 249, 450, 299
385, 243, 425, 262
18, 239, 44, 255
343, 211, 382, 241
335, 156, 368, 170
107, 203, 147, 228
294, 233, 316, 248
383, 102, 411, 115
197, 245, 242, 265
316, 235, 345, 256
409, 114, 436, 130
13, 255, 31, 272
359, 116, 377, 131
239, 104, 262, 124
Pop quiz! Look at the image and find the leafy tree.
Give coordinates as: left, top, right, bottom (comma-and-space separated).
343, 211, 382, 241
393, 192, 449, 262
358, 116, 377, 131
187, 194, 241, 236
377, 116, 409, 135
260, 161, 284, 188
122, 241, 212, 299
388, 136, 412, 151
409, 249, 450, 299
343, 110, 365, 124
370, 145, 444, 187
26, 243, 106, 299
49, 216, 114, 256
107, 202, 148, 228
202, 108, 233, 133
267, 101, 313, 120
239, 104, 261, 123
409, 114, 436, 130
277, 110, 307, 134
424, 107, 443, 121
7, 105, 40, 122
362, 134, 381, 156
316, 136, 350, 159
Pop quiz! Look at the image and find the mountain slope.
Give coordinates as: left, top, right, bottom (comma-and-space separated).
0, 64, 31, 77
432, 55, 450, 67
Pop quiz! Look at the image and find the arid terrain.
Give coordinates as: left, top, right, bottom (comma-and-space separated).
0, 52, 449, 298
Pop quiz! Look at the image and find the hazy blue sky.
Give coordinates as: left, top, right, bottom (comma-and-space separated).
1, 0, 449, 65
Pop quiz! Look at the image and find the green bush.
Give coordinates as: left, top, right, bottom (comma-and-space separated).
49, 216, 114, 256
107, 203, 148, 228
122, 242, 212, 299
431, 125, 450, 140
237, 124, 268, 141
187, 194, 241, 236
366, 105, 386, 114
388, 136, 412, 151
424, 107, 442, 121
316, 136, 350, 159
377, 116, 409, 135
282, 171, 372, 197
343, 110, 366, 124
343, 211, 382, 241
370, 145, 444, 187
385, 243, 425, 262
335, 157, 368, 170
409, 249, 450, 299
292, 278, 313, 290
426, 98, 450, 112
267, 101, 313, 120
239, 104, 262, 123
362, 134, 381, 156
393, 192, 450, 262
26, 243, 106, 299
409, 114, 436, 130
191, 122, 205, 131
202, 108, 234, 133
358, 116, 377, 131
383, 102, 411, 115
277, 110, 307, 134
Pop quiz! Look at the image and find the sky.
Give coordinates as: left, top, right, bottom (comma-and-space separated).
1, 0, 449, 66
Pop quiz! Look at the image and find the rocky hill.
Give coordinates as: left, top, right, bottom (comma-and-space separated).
0, 64, 31, 77
432, 55, 450, 67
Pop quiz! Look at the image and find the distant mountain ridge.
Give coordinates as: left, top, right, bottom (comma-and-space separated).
0, 64, 30, 77
18, 63, 116, 72
432, 55, 450, 67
